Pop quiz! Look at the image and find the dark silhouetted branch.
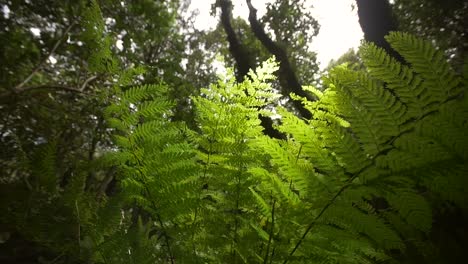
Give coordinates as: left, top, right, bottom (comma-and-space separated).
0, 76, 98, 100
219, 0, 252, 82
246, 0, 312, 119
219, 0, 285, 139
356, 0, 405, 63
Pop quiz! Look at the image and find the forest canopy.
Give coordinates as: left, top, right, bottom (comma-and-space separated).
0, 0, 467, 263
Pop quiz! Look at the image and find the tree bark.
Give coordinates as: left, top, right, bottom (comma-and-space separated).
356, 0, 404, 62
246, 0, 312, 119
219, 0, 285, 139
219, 0, 252, 82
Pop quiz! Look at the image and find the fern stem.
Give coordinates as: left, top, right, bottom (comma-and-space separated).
231, 174, 241, 264
141, 181, 175, 264
282, 175, 360, 263
282, 140, 391, 263
191, 111, 221, 261
129, 149, 176, 264
190, 208, 199, 263
269, 246, 276, 264
155, 213, 175, 264
295, 144, 303, 164
263, 199, 276, 264
231, 133, 248, 264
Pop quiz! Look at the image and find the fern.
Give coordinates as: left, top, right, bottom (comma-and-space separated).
3, 22, 466, 263
273, 32, 467, 263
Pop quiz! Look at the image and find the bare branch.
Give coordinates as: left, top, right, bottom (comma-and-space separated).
13, 21, 77, 91
0, 75, 98, 100
78, 75, 99, 91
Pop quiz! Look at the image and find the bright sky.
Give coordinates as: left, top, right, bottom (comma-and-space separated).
188, 0, 363, 69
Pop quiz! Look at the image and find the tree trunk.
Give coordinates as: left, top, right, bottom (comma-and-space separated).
356, 0, 404, 62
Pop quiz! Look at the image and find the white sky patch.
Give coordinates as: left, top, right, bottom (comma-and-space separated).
310, 0, 363, 69
30, 27, 41, 37
116, 39, 124, 51
105, 17, 116, 26
48, 56, 57, 65
213, 54, 227, 76
130, 40, 137, 52
189, 0, 363, 70
2, 4, 10, 19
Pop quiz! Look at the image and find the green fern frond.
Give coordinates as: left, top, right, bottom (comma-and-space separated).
81, 0, 118, 73
322, 202, 404, 250
386, 32, 462, 98
384, 190, 432, 232
249, 187, 272, 217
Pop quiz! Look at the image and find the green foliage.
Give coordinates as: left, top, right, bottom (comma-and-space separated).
1, 1, 466, 261
95, 32, 466, 263
81, 0, 118, 74
390, 0, 467, 69
0, 2, 125, 262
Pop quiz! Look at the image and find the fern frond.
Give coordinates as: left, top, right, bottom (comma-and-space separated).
360, 42, 428, 118
386, 32, 462, 100
384, 190, 432, 232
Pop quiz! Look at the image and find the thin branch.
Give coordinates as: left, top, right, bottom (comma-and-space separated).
0, 75, 98, 99
78, 75, 99, 91
155, 212, 175, 264
14, 21, 77, 91
269, 246, 276, 264
18, 85, 83, 93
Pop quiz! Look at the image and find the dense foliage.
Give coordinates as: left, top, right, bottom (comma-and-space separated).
1, 1, 467, 264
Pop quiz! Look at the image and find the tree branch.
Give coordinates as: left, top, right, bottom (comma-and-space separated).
14, 21, 77, 91
219, 0, 252, 82
246, 0, 312, 119
0, 75, 98, 100
219, 0, 285, 139
356, 0, 405, 63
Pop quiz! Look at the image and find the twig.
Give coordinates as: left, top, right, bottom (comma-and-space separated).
78, 75, 99, 91
14, 21, 77, 91
0, 75, 98, 99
